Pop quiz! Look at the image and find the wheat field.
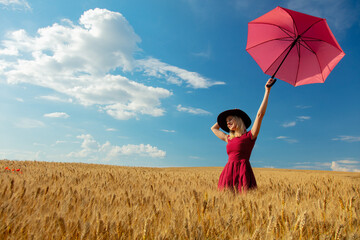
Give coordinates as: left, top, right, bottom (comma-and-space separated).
0, 160, 359, 239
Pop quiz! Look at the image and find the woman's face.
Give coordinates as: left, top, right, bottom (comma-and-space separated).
226, 116, 237, 131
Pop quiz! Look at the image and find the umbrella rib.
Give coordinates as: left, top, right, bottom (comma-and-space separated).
297, 20, 330, 83
246, 37, 293, 51
299, 39, 326, 83
278, 26, 294, 38
265, 43, 293, 78
300, 37, 342, 55
249, 22, 295, 38
294, 41, 301, 86
299, 19, 324, 36
269, 35, 301, 79
315, 53, 326, 83
301, 37, 342, 51
299, 41, 315, 54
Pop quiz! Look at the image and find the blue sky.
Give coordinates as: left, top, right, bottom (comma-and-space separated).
0, 0, 359, 172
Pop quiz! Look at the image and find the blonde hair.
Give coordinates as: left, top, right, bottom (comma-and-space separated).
229, 116, 246, 139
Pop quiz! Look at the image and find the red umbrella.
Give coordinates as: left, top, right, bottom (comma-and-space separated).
246, 6, 345, 87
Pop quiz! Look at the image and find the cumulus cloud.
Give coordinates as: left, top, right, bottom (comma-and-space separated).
332, 136, 360, 143
177, 104, 211, 115
68, 134, 166, 161
0, 8, 217, 120
44, 112, 70, 118
331, 160, 360, 172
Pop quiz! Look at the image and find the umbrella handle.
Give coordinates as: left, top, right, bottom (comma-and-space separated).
271, 35, 301, 81
266, 78, 277, 88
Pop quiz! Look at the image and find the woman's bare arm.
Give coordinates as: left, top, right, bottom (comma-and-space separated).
250, 78, 275, 140
211, 122, 228, 142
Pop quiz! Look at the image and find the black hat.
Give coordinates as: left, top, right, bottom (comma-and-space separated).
217, 109, 251, 132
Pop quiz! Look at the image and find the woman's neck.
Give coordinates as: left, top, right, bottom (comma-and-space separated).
230, 130, 244, 139
234, 131, 243, 137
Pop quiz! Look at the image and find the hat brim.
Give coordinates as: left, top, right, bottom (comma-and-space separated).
217, 109, 251, 132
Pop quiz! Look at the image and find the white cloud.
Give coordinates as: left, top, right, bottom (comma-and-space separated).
295, 159, 360, 172
296, 105, 312, 109
68, 134, 101, 159
0, 149, 41, 161
106, 128, 117, 132
0, 8, 217, 120
294, 161, 332, 169
282, 116, 311, 127
0, 0, 30, 10
68, 134, 166, 161
117, 143, 166, 158
282, 121, 296, 128
331, 160, 360, 172
44, 112, 70, 119
337, 159, 359, 164
50, 140, 68, 147
161, 129, 176, 133
14, 118, 45, 128
137, 57, 224, 88
98, 75, 172, 120
263, 166, 275, 169
37, 95, 73, 103
332, 136, 360, 143
276, 136, 298, 143
297, 116, 311, 121
177, 104, 211, 115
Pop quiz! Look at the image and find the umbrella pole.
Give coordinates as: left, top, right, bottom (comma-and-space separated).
271, 35, 300, 79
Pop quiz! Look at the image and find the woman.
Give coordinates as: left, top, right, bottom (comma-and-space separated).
211, 78, 275, 193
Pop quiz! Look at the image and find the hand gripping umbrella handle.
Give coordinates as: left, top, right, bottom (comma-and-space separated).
266, 78, 277, 88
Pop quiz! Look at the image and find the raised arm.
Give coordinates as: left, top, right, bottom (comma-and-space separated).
250, 78, 275, 140
211, 122, 228, 142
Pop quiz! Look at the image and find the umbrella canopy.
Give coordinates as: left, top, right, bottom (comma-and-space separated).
246, 6, 345, 86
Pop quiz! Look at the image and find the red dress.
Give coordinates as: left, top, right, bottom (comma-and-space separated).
218, 131, 257, 193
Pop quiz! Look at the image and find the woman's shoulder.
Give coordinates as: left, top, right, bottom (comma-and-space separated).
247, 130, 257, 141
